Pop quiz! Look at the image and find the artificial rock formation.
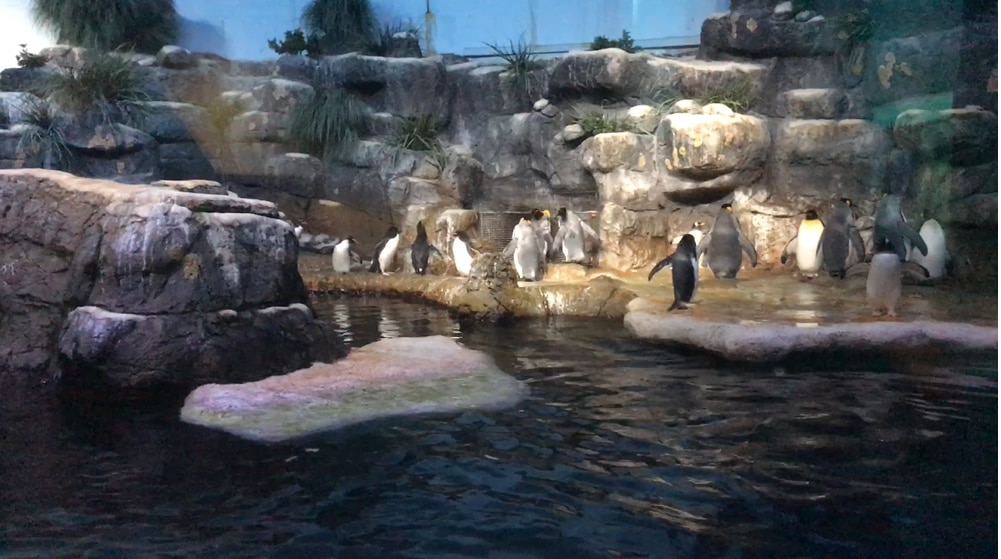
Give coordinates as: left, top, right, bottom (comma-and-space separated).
0, 170, 340, 392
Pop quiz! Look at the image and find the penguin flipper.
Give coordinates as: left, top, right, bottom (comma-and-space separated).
900, 223, 928, 256
648, 256, 673, 281
696, 232, 711, 259
738, 234, 758, 267
902, 261, 931, 280
550, 227, 567, 259
430, 244, 444, 260
849, 227, 866, 263
780, 235, 798, 265
844, 262, 870, 277
502, 238, 517, 258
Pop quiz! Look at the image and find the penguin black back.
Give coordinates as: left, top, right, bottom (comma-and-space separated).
649, 234, 699, 311
411, 221, 432, 275
820, 198, 864, 278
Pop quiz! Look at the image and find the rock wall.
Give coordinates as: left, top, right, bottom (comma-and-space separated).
0, 170, 341, 394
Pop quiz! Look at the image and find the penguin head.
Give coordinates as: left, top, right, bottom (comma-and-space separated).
456, 231, 470, 243
415, 221, 427, 237
678, 233, 698, 252
347, 236, 358, 246
805, 209, 819, 221
691, 221, 705, 229
721, 203, 733, 213
557, 207, 568, 221
840, 197, 853, 208
386, 226, 400, 238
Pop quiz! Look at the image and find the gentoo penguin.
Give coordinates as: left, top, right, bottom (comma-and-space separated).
819, 198, 865, 279
531, 209, 554, 265
503, 217, 542, 281
874, 194, 927, 261
551, 208, 600, 266
648, 234, 699, 311
781, 209, 825, 279
452, 231, 477, 277
908, 218, 948, 279
696, 203, 757, 279
331, 236, 361, 274
369, 226, 401, 275
847, 237, 930, 317
410, 220, 442, 275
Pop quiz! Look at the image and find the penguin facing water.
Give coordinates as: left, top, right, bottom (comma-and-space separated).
648, 234, 699, 311
847, 237, 930, 317
410, 220, 442, 275
369, 226, 401, 275
331, 237, 361, 274
819, 198, 865, 278
503, 217, 543, 281
452, 231, 477, 277
696, 203, 757, 279
781, 209, 825, 279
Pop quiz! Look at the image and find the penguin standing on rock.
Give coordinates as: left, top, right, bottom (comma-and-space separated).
696, 203, 758, 279
847, 237, 930, 317
648, 234, 699, 311
410, 220, 442, 275
369, 226, 401, 275
781, 210, 825, 279
331, 237, 361, 274
503, 217, 542, 281
531, 209, 554, 268
908, 218, 950, 279
874, 194, 927, 261
451, 231, 477, 277
551, 208, 600, 266
819, 198, 865, 279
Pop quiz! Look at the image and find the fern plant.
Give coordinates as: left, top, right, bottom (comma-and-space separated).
31, 0, 178, 52
288, 88, 369, 161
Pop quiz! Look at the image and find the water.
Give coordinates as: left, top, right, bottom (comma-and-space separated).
0, 297, 996, 559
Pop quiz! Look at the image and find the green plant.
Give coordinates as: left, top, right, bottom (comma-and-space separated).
43, 52, 152, 127
570, 105, 634, 138
485, 39, 546, 99
16, 44, 47, 69
288, 88, 369, 161
426, 141, 450, 171
204, 97, 246, 140
31, 0, 178, 53
698, 77, 760, 112
589, 30, 639, 53
302, 0, 378, 55
267, 29, 322, 57
367, 21, 420, 56
391, 113, 444, 152
16, 97, 71, 170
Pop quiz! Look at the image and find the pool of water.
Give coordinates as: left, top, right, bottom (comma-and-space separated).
0, 297, 996, 558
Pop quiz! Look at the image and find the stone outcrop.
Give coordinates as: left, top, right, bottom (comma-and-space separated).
179, 335, 527, 443
0, 170, 340, 393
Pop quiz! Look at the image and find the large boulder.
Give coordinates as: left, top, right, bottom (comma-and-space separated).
140, 101, 210, 143
657, 112, 770, 180
864, 27, 964, 107
699, 11, 841, 58
263, 152, 326, 198
316, 54, 449, 120
61, 123, 161, 180
893, 107, 998, 166
0, 169, 337, 392
156, 45, 196, 70
598, 203, 674, 272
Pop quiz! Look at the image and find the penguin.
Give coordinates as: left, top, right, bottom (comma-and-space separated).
874, 194, 927, 262
293, 224, 304, 238
410, 220, 442, 275
696, 203, 757, 279
369, 226, 401, 275
818, 198, 866, 279
551, 208, 600, 266
331, 236, 361, 274
503, 217, 542, 281
847, 237, 930, 317
688, 221, 705, 248
452, 231, 477, 277
531, 209, 554, 266
780, 210, 825, 279
908, 218, 949, 280
648, 234, 699, 311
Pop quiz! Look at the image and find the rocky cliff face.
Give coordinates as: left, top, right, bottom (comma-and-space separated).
0, 170, 341, 394
0, 2, 995, 277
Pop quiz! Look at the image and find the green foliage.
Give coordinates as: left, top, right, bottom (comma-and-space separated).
570, 106, 634, 138
302, 0, 377, 55
649, 88, 680, 116
288, 88, 369, 161
16, 97, 71, 170
837, 8, 877, 45
391, 114, 444, 152
589, 30, 639, 53
267, 29, 322, 58
16, 44, 47, 69
698, 77, 759, 113
366, 22, 420, 56
43, 52, 152, 127
485, 39, 546, 99
31, 0, 178, 53
204, 97, 246, 140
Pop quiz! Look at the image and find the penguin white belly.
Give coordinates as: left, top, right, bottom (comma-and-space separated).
689, 254, 699, 298
332, 244, 352, 273
453, 237, 473, 276
514, 246, 539, 280
867, 253, 902, 312
909, 219, 946, 279
562, 233, 585, 262
795, 224, 824, 274
378, 235, 400, 274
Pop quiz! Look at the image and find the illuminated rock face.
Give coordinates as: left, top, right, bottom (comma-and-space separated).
180, 335, 528, 443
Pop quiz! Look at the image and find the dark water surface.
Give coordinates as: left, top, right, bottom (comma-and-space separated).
1, 297, 996, 558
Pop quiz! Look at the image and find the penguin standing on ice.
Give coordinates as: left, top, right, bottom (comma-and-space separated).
874, 194, 927, 262
369, 226, 401, 275
819, 198, 865, 279
503, 217, 542, 281
331, 236, 361, 274
908, 218, 950, 279
452, 231, 477, 277
847, 237, 930, 317
696, 203, 758, 279
410, 220, 442, 275
648, 234, 699, 311
781, 209, 825, 279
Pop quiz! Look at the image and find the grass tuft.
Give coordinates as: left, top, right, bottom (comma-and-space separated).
698, 77, 759, 113
43, 52, 152, 127
301, 0, 377, 55
391, 114, 445, 152
31, 0, 178, 52
16, 97, 71, 169
288, 88, 369, 161
485, 39, 546, 100
570, 105, 634, 138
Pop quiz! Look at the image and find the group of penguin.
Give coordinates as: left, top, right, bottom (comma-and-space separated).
649, 194, 948, 317
325, 207, 599, 280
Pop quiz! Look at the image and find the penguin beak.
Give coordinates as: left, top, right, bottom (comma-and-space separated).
543, 210, 551, 218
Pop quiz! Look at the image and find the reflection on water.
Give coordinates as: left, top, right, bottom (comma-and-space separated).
0, 297, 995, 559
